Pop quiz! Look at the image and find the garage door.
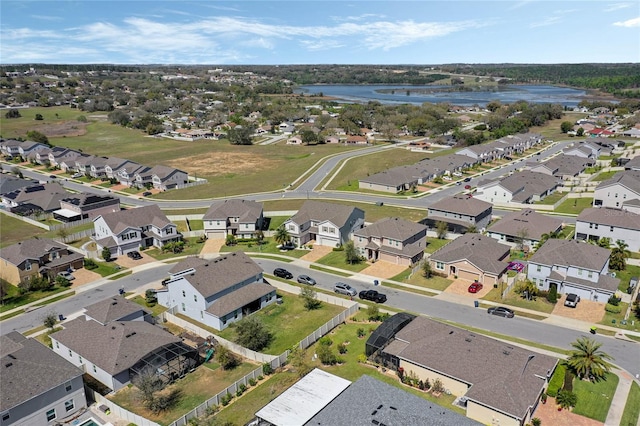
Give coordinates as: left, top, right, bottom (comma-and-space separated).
562, 285, 591, 301
459, 269, 480, 282
206, 230, 226, 239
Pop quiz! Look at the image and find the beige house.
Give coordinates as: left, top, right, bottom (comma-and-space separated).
353, 217, 427, 266
429, 233, 510, 285
379, 316, 558, 426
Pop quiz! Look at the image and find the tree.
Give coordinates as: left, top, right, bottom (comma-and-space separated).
288, 346, 312, 378
515, 228, 529, 251
538, 230, 561, 247
566, 336, 613, 382
300, 129, 317, 145
102, 247, 112, 262
108, 109, 131, 126
35, 113, 44, 121
556, 390, 577, 409
5, 108, 21, 118
560, 121, 573, 133
300, 287, 321, 310
421, 260, 432, 279
274, 226, 290, 246
596, 237, 612, 248
43, 311, 58, 330
576, 127, 585, 137
255, 229, 264, 246
228, 125, 255, 145
344, 240, 360, 264
26, 130, 49, 145
609, 240, 630, 271
436, 221, 448, 239
215, 345, 240, 370
225, 234, 237, 246
466, 224, 478, 233
57, 227, 69, 243
234, 316, 273, 351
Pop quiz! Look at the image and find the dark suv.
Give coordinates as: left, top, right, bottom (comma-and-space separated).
273, 268, 293, 279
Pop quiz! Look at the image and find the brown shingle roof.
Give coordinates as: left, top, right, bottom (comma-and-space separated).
98, 204, 173, 234
529, 239, 610, 271
206, 282, 275, 317
288, 200, 363, 229
0, 238, 66, 266
487, 209, 563, 241
429, 234, 510, 275
354, 217, 426, 242
383, 317, 557, 421
203, 199, 263, 223
83, 296, 149, 325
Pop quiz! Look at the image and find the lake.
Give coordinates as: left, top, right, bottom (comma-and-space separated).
295, 84, 587, 107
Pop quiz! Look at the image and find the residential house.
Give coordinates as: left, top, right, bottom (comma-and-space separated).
429, 233, 511, 285
526, 239, 620, 301
116, 163, 149, 187
104, 157, 140, 180
156, 252, 277, 330
53, 192, 120, 222
324, 136, 340, 144
48, 148, 81, 169
83, 295, 152, 325
0, 139, 23, 158
283, 200, 365, 248
562, 140, 602, 159
203, 199, 264, 239
624, 156, 640, 172
286, 136, 303, 145
50, 317, 197, 391
87, 157, 109, 179
526, 155, 591, 180
353, 217, 427, 266
93, 204, 181, 256
132, 164, 187, 191
575, 207, 640, 252
378, 316, 558, 426
593, 170, 640, 209
0, 237, 84, 286
621, 128, 640, 138
487, 209, 563, 250
345, 135, 368, 145
0, 176, 39, 196
474, 171, 560, 204
425, 194, 493, 233
17, 141, 49, 159
1, 332, 86, 426
1, 182, 69, 215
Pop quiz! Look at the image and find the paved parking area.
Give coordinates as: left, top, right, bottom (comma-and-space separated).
552, 295, 605, 323
444, 278, 492, 298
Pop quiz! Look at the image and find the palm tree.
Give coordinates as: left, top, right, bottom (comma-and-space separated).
274, 226, 290, 246
596, 237, 612, 248
609, 240, 630, 271
466, 224, 478, 234
538, 230, 561, 247
566, 336, 613, 382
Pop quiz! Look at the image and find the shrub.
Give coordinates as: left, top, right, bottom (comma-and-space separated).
607, 295, 621, 306
262, 362, 273, 376
546, 364, 566, 397
531, 418, 542, 426
215, 346, 240, 370
556, 390, 577, 409
318, 336, 333, 346
356, 354, 368, 363
337, 343, 347, 354
563, 370, 574, 392
84, 258, 98, 270
357, 328, 365, 338
220, 393, 233, 406
317, 344, 338, 365
432, 378, 445, 394
257, 375, 264, 381
546, 286, 558, 304
249, 378, 257, 386
605, 303, 622, 314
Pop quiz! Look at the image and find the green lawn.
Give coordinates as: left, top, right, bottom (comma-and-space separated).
187, 219, 204, 231
572, 373, 619, 422
424, 237, 450, 254
621, 381, 640, 426
390, 268, 453, 292
613, 264, 640, 292
0, 284, 69, 313
600, 302, 640, 332
145, 237, 206, 260
220, 239, 309, 258
481, 286, 557, 314
130, 295, 168, 317
315, 250, 369, 273
590, 170, 620, 182
215, 292, 345, 355
535, 192, 564, 205
0, 213, 48, 248
266, 216, 288, 231
554, 197, 594, 215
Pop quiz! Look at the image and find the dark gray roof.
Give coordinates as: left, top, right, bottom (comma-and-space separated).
430, 234, 511, 275
169, 256, 209, 275
487, 209, 563, 241
1, 332, 83, 412
563, 273, 620, 293
577, 207, 640, 231
50, 318, 181, 375
203, 199, 263, 223
479, 171, 560, 203
596, 170, 640, 194
171, 251, 263, 298
288, 200, 363, 229
354, 217, 426, 242
0, 175, 38, 195
97, 204, 173, 234
383, 317, 557, 422
206, 282, 275, 317
531, 155, 590, 177
308, 374, 481, 426
529, 239, 610, 271
83, 296, 149, 325
0, 237, 66, 267
428, 195, 492, 217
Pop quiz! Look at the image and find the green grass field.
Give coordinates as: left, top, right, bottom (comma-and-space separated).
315, 250, 370, 273
590, 170, 620, 182
554, 197, 594, 215
572, 373, 619, 422
390, 268, 453, 292
0, 214, 49, 247
621, 381, 640, 426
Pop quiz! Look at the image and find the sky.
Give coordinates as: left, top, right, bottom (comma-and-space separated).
1, 1, 639, 65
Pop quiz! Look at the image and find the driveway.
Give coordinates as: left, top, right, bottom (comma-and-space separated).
200, 238, 226, 255
551, 295, 605, 323
360, 261, 408, 280
301, 245, 333, 262
534, 396, 603, 426
113, 251, 156, 269
69, 268, 102, 288
444, 278, 492, 298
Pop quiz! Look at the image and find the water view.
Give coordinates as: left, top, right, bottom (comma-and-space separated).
295, 84, 588, 107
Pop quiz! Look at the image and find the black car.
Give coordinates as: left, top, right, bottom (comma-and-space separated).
463, 177, 471, 182
359, 290, 387, 303
127, 251, 142, 260
273, 268, 293, 279
487, 306, 515, 318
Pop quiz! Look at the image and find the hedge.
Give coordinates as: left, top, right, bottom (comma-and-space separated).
605, 303, 622, 314
547, 363, 566, 397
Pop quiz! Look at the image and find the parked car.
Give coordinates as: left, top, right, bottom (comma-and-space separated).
464, 184, 471, 190
57, 271, 75, 281
564, 293, 580, 308
334, 282, 357, 296
142, 191, 152, 196
127, 251, 143, 260
463, 177, 472, 182
487, 306, 515, 318
468, 282, 483, 293
49, 175, 57, 179
442, 175, 452, 181
452, 171, 463, 177
273, 268, 293, 279
280, 241, 296, 250
359, 289, 387, 303
297, 274, 316, 286
71, 172, 83, 178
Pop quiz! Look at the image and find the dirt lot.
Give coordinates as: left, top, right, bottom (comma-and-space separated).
360, 261, 408, 280
165, 151, 277, 178
32, 120, 88, 138
444, 278, 492, 298
552, 295, 605, 323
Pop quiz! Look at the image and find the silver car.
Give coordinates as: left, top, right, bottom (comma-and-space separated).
334, 282, 357, 296
297, 275, 316, 285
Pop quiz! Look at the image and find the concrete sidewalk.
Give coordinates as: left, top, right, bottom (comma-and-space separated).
605, 368, 637, 426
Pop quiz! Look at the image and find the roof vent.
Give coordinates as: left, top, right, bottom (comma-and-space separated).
8, 354, 16, 360
5, 363, 13, 368
449, 331, 454, 335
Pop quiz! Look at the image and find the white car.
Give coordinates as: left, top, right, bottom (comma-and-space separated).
71, 172, 83, 178
57, 271, 75, 281
442, 175, 452, 181
334, 282, 357, 296
452, 171, 463, 177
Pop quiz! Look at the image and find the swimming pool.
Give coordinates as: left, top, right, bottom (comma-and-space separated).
77, 418, 99, 426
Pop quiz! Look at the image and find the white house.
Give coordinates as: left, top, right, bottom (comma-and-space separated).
593, 170, 640, 209
575, 207, 640, 252
203, 199, 264, 239
93, 204, 180, 256
156, 252, 276, 331
526, 239, 619, 302
474, 171, 560, 204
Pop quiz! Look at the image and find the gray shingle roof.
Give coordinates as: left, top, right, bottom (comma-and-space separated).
529, 239, 610, 271
308, 374, 481, 426
206, 282, 275, 317
487, 209, 563, 241
0, 237, 67, 267
203, 199, 263, 223
354, 217, 427, 242
83, 296, 149, 325
596, 170, 640, 194
1, 332, 83, 412
50, 318, 181, 375
531, 155, 590, 177
429, 234, 511, 275
428, 195, 492, 217
171, 251, 263, 298
383, 317, 558, 422
288, 200, 363, 229
98, 204, 173, 234
577, 207, 640, 231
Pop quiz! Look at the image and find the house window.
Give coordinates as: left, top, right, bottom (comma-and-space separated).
610, 226, 614, 232
435, 262, 444, 270
25, 261, 32, 271
594, 224, 598, 230
536, 265, 541, 272
79, 356, 83, 364
64, 399, 74, 412
588, 271, 593, 279
182, 290, 186, 297
201, 311, 203, 319
589, 223, 593, 229
578, 269, 583, 276
65, 381, 72, 392
55, 341, 59, 349
93, 364, 97, 373
329, 227, 335, 234
181, 303, 186, 312
68, 349, 72, 357
288, 224, 295, 231
167, 228, 174, 235
194, 295, 197, 302
46, 409, 56, 421
322, 226, 328, 233
2, 413, 9, 422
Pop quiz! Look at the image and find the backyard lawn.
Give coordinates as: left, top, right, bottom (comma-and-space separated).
130, 295, 168, 317
554, 197, 594, 215
0, 214, 48, 247
109, 362, 259, 426
612, 264, 640, 292
572, 373, 619, 422
315, 250, 370, 273
424, 237, 450, 254
590, 170, 619, 182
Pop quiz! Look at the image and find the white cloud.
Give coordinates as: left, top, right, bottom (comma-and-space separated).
613, 16, 640, 27
30, 14, 62, 21
530, 16, 562, 28
300, 39, 346, 51
604, 3, 633, 12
